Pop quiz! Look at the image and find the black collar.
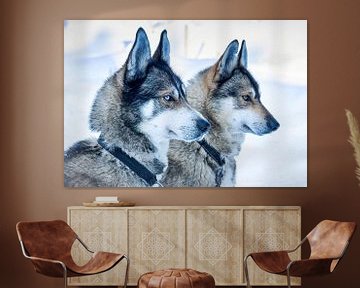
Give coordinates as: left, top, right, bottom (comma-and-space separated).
197, 139, 225, 166
97, 137, 162, 187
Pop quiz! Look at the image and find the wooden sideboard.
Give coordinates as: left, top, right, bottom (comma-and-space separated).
67, 206, 301, 286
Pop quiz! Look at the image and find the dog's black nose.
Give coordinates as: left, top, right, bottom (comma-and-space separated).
266, 115, 280, 131
196, 118, 211, 133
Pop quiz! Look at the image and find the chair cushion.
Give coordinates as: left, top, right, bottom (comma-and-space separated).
138, 268, 215, 288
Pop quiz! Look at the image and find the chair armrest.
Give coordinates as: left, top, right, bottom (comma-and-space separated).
76, 236, 94, 253
247, 250, 290, 258
285, 237, 307, 253
19, 240, 67, 277
246, 251, 292, 274
25, 255, 67, 277
287, 258, 336, 277
245, 237, 306, 259
26, 256, 66, 269
25, 255, 65, 266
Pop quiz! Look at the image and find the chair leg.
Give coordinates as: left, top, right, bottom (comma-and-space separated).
62, 264, 68, 288
123, 255, 130, 288
286, 269, 291, 288
244, 255, 252, 288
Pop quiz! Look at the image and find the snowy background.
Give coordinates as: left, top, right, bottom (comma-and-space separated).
64, 20, 307, 187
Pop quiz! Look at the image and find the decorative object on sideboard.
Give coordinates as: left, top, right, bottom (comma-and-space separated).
83, 201, 136, 207
16, 220, 129, 288
346, 109, 360, 185
244, 220, 357, 288
83, 196, 135, 207
94, 196, 119, 203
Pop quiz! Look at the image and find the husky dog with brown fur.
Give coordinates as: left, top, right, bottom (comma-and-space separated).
161, 40, 279, 187
64, 28, 210, 187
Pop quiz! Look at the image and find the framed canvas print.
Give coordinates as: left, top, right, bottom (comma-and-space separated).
64, 20, 307, 188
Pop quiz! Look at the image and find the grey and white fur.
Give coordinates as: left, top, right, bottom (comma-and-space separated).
64, 28, 210, 187
161, 40, 280, 187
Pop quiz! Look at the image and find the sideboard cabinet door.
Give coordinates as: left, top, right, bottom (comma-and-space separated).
128, 209, 186, 284
243, 208, 301, 286
187, 209, 243, 285
67, 208, 127, 286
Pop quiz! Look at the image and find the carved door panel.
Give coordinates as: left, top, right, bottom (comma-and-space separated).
186, 209, 243, 285
68, 208, 127, 286
243, 209, 301, 286
128, 209, 186, 284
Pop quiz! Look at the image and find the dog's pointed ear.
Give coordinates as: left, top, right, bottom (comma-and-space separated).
238, 40, 248, 69
214, 40, 239, 82
153, 30, 170, 65
125, 28, 151, 83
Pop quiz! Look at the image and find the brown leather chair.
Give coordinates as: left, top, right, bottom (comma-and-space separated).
16, 220, 129, 288
244, 220, 356, 288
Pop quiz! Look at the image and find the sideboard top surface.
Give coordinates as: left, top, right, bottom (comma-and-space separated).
68, 206, 301, 210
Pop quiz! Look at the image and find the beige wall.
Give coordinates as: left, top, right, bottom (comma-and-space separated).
1, 0, 360, 287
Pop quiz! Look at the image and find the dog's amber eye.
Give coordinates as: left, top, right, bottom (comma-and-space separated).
242, 95, 251, 102
163, 95, 174, 102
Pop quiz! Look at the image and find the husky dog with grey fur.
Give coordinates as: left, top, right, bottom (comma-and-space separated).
64, 28, 210, 187
161, 40, 280, 187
